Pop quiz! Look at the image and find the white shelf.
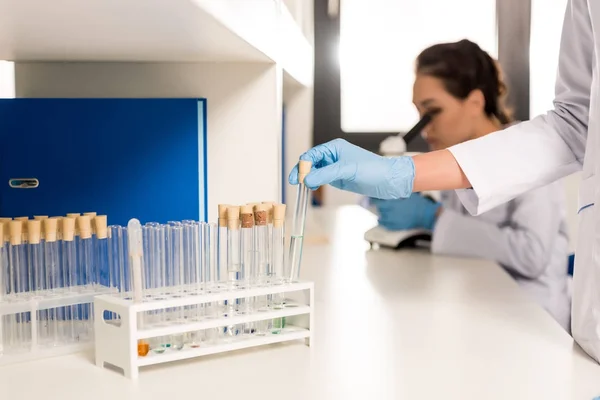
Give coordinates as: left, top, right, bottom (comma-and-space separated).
0, 0, 313, 86
0, 285, 116, 316
137, 326, 309, 367
136, 302, 310, 339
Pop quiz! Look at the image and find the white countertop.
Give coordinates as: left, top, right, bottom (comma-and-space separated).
2, 205, 600, 399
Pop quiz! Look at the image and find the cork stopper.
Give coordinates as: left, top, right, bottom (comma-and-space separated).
240, 205, 254, 228
9, 221, 22, 246
227, 206, 240, 230
15, 217, 28, 241
262, 201, 275, 224
218, 204, 229, 227
27, 220, 41, 244
84, 212, 97, 234
52, 217, 63, 238
62, 217, 75, 241
298, 160, 312, 183
67, 213, 80, 235
44, 218, 58, 242
253, 204, 268, 226
77, 216, 92, 239
273, 204, 286, 228
0, 218, 12, 243
34, 216, 48, 220
0, 223, 4, 245
95, 215, 108, 239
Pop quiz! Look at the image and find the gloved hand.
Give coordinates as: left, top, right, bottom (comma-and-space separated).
370, 193, 441, 231
288, 139, 415, 199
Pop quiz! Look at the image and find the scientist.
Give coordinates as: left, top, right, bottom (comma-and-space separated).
290, 0, 600, 363
368, 39, 571, 331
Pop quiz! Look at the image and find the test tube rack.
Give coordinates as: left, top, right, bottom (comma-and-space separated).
0, 284, 116, 365
94, 280, 314, 379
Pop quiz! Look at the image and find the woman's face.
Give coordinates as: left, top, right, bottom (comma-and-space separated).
412, 74, 480, 150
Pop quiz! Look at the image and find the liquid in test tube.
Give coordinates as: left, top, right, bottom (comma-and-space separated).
288, 160, 311, 283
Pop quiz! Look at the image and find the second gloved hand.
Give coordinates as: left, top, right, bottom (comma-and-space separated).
288, 139, 415, 199
370, 194, 441, 231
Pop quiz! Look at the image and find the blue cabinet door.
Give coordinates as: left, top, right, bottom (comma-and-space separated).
0, 98, 207, 226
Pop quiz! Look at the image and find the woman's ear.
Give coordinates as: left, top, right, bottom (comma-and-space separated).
466, 89, 485, 115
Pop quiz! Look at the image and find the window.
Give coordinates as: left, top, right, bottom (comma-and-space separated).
529, 0, 568, 117
339, 0, 497, 133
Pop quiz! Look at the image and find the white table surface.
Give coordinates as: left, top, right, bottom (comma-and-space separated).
2, 205, 600, 399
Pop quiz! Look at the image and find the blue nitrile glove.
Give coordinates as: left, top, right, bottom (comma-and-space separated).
370, 193, 441, 231
288, 139, 415, 199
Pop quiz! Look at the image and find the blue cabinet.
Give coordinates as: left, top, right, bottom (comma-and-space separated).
0, 98, 207, 225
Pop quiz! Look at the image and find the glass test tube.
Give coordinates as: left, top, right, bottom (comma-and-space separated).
204, 223, 220, 343
145, 222, 167, 354
288, 160, 312, 283
9, 221, 29, 348
94, 216, 109, 289
28, 221, 47, 343
217, 205, 229, 321
262, 202, 275, 283
239, 206, 255, 335
226, 206, 241, 337
253, 205, 270, 336
42, 219, 60, 347
272, 204, 287, 333
240, 205, 254, 290
62, 218, 80, 342
77, 216, 94, 340
167, 222, 185, 350
128, 218, 149, 357
84, 212, 98, 287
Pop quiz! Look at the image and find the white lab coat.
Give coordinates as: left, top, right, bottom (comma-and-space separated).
432, 186, 571, 331
447, 0, 600, 362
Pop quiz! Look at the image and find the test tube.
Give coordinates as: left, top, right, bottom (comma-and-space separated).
240, 205, 255, 290
204, 223, 220, 342
217, 205, 229, 292
226, 206, 241, 338
77, 216, 94, 339
167, 222, 185, 350
43, 218, 61, 346
288, 160, 311, 283
253, 204, 269, 287
62, 218, 80, 342
9, 221, 28, 348
28, 221, 47, 343
226, 207, 241, 287
239, 206, 255, 335
271, 204, 287, 333
84, 212, 98, 286
253, 204, 270, 336
128, 218, 149, 356
217, 206, 229, 323
262, 201, 275, 283
94, 216, 109, 289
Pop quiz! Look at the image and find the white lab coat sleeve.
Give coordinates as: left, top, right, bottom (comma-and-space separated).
447, 0, 592, 215
431, 184, 564, 279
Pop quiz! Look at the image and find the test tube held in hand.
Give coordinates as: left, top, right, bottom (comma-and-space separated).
288, 160, 311, 283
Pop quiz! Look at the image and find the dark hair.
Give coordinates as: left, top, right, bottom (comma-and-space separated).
416, 39, 513, 125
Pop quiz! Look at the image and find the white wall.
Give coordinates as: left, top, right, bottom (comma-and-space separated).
283, 77, 313, 206
15, 62, 282, 222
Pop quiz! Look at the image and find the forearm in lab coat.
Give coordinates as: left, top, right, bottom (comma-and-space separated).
447, 0, 592, 215
431, 195, 563, 279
